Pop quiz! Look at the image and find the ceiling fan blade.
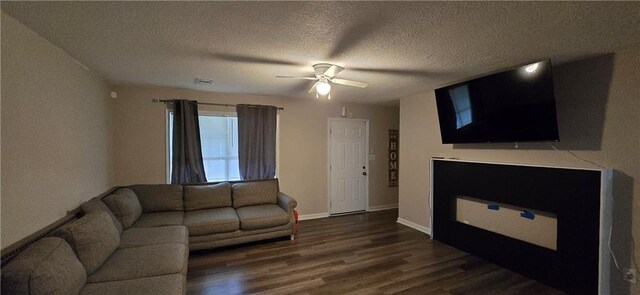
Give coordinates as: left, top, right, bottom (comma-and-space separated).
328, 18, 385, 58
323, 65, 345, 77
276, 76, 317, 80
308, 82, 319, 93
331, 78, 368, 88
212, 53, 299, 66
350, 67, 446, 78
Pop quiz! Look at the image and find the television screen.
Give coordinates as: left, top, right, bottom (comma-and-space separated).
435, 60, 559, 144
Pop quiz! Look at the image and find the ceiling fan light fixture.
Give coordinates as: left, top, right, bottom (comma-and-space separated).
316, 81, 331, 96
276, 63, 366, 99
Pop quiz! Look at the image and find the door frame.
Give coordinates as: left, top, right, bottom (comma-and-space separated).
327, 118, 370, 215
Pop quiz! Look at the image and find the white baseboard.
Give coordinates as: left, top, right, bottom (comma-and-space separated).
397, 218, 432, 235
298, 206, 398, 221
367, 204, 399, 212
298, 212, 330, 221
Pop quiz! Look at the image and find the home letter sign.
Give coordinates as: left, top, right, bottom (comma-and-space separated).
389, 129, 399, 187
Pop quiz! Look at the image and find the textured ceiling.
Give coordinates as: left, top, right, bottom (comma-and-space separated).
2, 2, 639, 104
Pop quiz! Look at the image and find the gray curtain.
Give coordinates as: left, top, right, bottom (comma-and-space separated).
171, 99, 207, 184
236, 104, 277, 180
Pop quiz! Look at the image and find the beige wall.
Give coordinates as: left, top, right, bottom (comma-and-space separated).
1, 13, 113, 248
399, 48, 639, 293
111, 85, 399, 216
456, 196, 558, 250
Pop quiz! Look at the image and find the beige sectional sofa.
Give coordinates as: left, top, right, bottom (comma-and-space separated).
1, 179, 297, 295
126, 179, 298, 250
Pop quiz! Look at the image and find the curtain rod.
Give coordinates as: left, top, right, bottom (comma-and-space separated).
152, 99, 284, 110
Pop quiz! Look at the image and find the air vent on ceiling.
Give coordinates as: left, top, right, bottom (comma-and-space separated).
194, 78, 213, 85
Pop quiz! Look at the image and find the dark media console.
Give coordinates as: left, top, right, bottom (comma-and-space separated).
430, 158, 612, 294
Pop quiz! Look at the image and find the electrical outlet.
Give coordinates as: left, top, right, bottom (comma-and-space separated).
623, 268, 637, 284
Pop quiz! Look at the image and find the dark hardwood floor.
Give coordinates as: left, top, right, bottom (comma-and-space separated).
187, 210, 564, 295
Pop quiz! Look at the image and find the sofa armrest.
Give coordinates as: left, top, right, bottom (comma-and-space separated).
277, 192, 298, 235
277, 192, 297, 213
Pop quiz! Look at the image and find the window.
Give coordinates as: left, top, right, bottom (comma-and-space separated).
168, 112, 241, 182
449, 85, 473, 129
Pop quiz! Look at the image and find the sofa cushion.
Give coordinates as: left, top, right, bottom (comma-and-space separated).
129, 184, 183, 212
53, 212, 120, 275
81, 196, 123, 234
103, 188, 142, 229
232, 180, 279, 208
1, 237, 86, 295
131, 211, 184, 228
235, 204, 290, 230
119, 226, 189, 248
188, 223, 292, 244
81, 274, 184, 295
87, 243, 188, 283
184, 182, 232, 211
183, 208, 239, 236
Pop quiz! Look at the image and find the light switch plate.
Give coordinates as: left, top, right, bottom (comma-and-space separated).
369, 154, 376, 161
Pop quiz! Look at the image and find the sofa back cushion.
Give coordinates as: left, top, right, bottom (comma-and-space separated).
184, 182, 232, 211
1, 237, 86, 295
103, 188, 142, 229
128, 184, 184, 213
232, 179, 279, 208
53, 212, 120, 275
81, 196, 124, 234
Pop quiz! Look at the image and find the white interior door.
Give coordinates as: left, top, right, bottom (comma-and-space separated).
329, 119, 368, 214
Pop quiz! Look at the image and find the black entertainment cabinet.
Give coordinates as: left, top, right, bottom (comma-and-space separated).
430, 158, 612, 294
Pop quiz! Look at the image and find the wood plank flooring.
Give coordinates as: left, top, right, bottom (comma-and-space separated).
187, 210, 564, 295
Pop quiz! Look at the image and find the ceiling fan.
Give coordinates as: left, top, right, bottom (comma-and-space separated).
276, 63, 368, 99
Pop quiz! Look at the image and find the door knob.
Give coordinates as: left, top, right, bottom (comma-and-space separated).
363, 172, 367, 176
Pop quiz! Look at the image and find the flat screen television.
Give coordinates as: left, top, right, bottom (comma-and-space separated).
435, 60, 560, 144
